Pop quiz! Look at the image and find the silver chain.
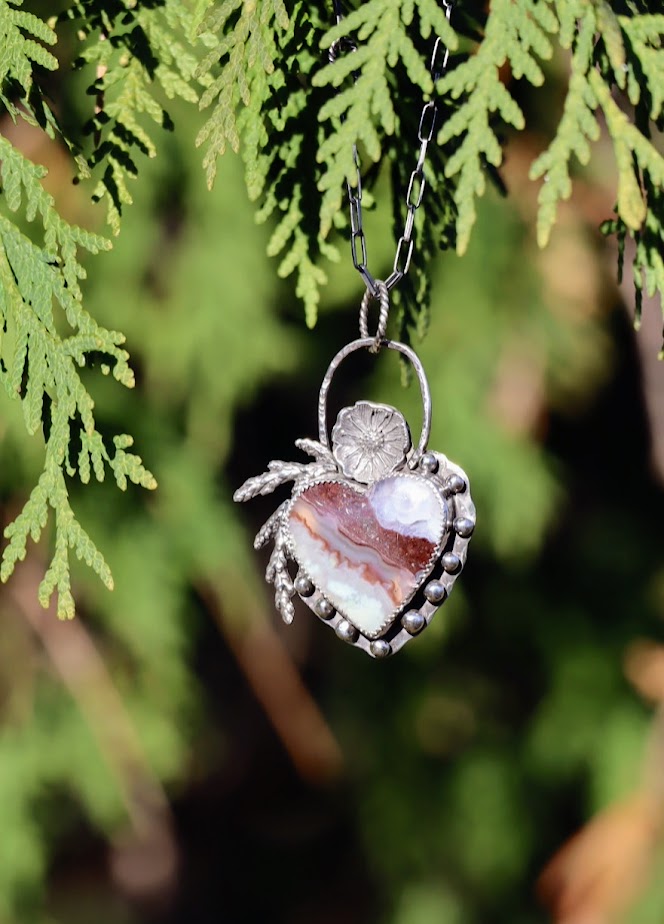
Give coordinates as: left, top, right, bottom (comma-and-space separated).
329, 0, 454, 298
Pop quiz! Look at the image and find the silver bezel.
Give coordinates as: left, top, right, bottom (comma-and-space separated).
282, 469, 450, 640
233, 334, 477, 659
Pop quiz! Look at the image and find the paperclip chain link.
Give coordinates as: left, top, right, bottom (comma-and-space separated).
329, 0, 454, 296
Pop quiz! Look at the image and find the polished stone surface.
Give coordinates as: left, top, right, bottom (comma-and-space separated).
287, 475, 447, 638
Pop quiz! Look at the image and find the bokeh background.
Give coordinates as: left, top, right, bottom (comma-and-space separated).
1, 20, 664, 924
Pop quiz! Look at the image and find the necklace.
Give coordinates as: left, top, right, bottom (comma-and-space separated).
234, 1, 475, 659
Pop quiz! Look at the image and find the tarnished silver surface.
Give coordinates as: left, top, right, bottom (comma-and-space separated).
294, 574, 314, 597
370, 640, 392, 659
424, 580, 447, 604
420, 451, 439, 474
402, 610, 425, 635
442, 552, 461, 573
316, 598, 335, 620
233, 327, 475, 659
335, 620, 359, 644
331, 401, 411, 484
359, 281, 390, 350
318, 338, 432, 468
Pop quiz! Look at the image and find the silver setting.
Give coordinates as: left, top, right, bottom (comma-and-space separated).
294, 574, 314, 597
424, 580, 447, 605
420, 452, 439, 474
402, 610, 425, 635
332, 401, 411, 484
453, 516, 475, 538
233, 329, 475, 659
443, 474, 466, 495
370, 640, 392, 659
442, 552, 461, 573
316, 598, 336, 620
336, 620, 359, 644
282, 471, 450, 640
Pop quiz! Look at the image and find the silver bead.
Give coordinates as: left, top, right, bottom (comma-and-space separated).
442, 552, 461, 573
335, 620, 359, 643
370, 639, 391, 659
424, 580, 447, 604
443, 474, 466, 495
316, 598, 335, 620
402, 610, 425, 635
294, 574, 314, 597
419, 452, 439, 474
454, 516, 475, 538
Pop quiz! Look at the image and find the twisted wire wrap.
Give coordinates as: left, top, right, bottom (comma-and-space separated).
359, 280, 390, 352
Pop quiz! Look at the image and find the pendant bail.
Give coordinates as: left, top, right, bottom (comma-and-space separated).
317, 337, 432, 468
359, 280, 390, 352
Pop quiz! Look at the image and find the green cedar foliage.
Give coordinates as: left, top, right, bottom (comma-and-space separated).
196, 0, 664, 339
0, 97, 614, 922
0, 12, 661, 923
199, 0, 664, 339
1, 0, 664, 617
61, 0, 207, 232
0, 0, 209, 617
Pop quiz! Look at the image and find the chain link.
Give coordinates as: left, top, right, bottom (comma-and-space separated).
328, 0, 453, 297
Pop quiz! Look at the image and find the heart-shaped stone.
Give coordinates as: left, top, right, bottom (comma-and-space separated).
286, 474, 449, 639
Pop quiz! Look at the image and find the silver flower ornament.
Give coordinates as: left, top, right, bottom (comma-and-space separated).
233, 337, 475, 659
331, 401, 411, 483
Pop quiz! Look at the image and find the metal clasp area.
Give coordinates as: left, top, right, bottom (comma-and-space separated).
317, 336, 433, 467
359, 280, 390, 352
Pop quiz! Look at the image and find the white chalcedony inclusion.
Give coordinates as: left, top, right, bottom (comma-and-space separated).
288, 476, 446, 638
369, 476, 444, 543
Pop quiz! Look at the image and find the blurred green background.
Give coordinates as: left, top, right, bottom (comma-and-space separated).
1, 25, 664, 924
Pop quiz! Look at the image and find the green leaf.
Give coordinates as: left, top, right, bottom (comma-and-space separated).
437, 0, 554, 254
0, 136, 153, 617
591, 68, 664, 230
196, 0, 289, 188
0, 0, 57, 118
63, 0, 207, 233
530, 9, 599, 247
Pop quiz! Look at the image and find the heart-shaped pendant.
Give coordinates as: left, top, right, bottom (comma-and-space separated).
233, 336, 475, 659
286, 474, 450, 638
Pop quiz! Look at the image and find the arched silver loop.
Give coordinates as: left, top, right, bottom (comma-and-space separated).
359, 280, 390, 351
318, 338, 432, 467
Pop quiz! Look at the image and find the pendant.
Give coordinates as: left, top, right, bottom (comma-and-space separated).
233, 291, 475, 659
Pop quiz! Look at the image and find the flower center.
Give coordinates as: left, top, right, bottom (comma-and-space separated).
360, 431, 384, 453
